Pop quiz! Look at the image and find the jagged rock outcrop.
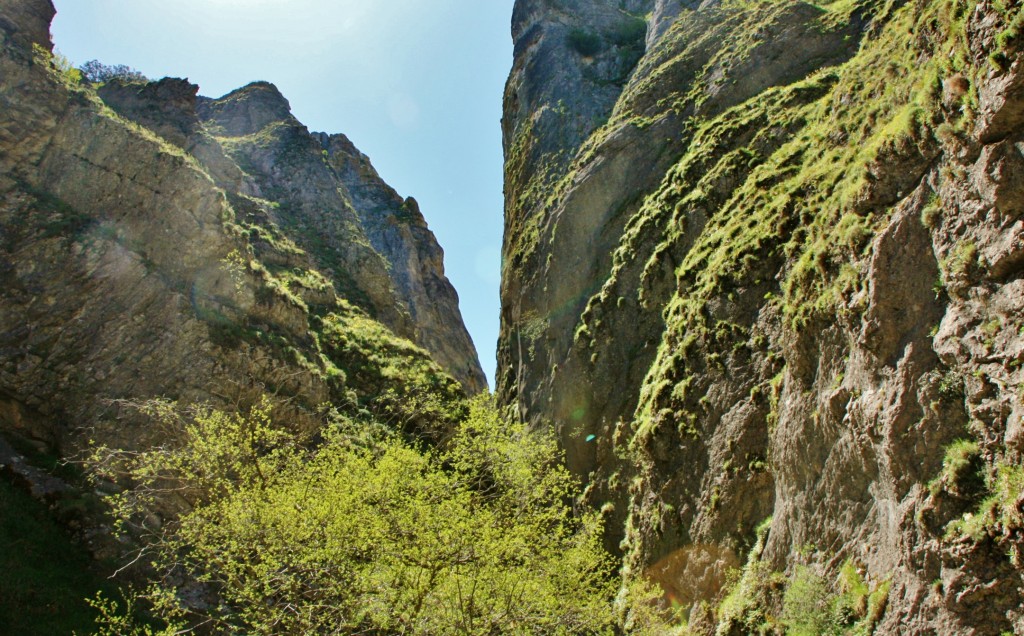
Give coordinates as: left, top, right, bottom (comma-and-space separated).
318, 131, 487, 393
0, 0, 483, 462
500, 0, 1024, 632
99, 77, 486, 394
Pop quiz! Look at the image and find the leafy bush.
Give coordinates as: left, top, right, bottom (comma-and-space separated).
716, 519, 891, 635
946, 460, 1024, 543
778, 562, 891, 636
928, 439, 983, 497
88, 394, 619, 634
79, 59, 148, 84
716, 518, 783, 634
608, 16, 647, 47
781, 566, 834, 635
568, 28, 604, 56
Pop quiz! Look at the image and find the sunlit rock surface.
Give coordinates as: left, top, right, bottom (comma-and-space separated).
499, 0, 1024, 631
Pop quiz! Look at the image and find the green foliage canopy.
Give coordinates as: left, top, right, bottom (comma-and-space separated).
89, 395, 619, 635
79, 59, 148, 84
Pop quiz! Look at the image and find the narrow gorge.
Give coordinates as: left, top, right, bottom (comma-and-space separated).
2, 0, 1024, 633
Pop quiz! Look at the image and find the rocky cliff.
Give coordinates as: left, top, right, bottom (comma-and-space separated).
500, 0, 1024, 632
0, 0, 483, 459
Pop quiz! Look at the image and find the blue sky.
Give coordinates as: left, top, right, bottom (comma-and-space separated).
51, 0, 513, 387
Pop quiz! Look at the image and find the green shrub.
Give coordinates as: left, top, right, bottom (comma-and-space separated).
781, 566, 834, 636
929, 439, 983, 497
79, 59, 148, 84
88, 395, 618, 634
568, 28, 605, 56
716, 517, 783, 634
920, 196, 942, 228
608, 16, 648, 47
945, 241, 979, 279
779, 561, 891, 636
947, 460, 1024, 543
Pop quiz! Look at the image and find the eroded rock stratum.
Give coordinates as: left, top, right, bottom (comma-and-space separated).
499, 0, 1024, 631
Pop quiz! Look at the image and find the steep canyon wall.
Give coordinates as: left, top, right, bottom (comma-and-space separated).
499, 0, 1024, 631
0, 0, 484, 459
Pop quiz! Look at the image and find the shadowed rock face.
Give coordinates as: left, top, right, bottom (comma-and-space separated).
501, 0, 1024, 631
0, 0, 484, 464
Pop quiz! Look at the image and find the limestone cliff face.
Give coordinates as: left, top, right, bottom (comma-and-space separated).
501, 0, 1024, 631
0, 0, 483, 464
317, 132, 487, 394
101, 77, 487, 394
